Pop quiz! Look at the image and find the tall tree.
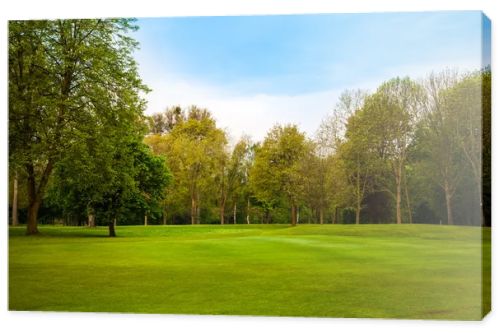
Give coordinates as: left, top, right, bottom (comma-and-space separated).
146, 106, 227, 225
360, 78, 423, 224
9, 19, 148, 234
220, 136, 254, 224
250, 125, 309, 226
418, 70, 462, 225
340, 111, 378, 224
316, 89, 368, 224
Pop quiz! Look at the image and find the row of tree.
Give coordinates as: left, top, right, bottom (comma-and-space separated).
142, 68, 489, 227
8, 19, 490, 237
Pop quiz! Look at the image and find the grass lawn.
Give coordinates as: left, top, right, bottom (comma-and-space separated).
9, 224, 490, 320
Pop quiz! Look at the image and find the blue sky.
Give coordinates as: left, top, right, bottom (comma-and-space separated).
132, 11, 490, 141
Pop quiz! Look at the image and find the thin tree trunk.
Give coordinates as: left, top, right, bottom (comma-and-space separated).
233, 202, 237, 224
220, 197, 226, 225
291, 204, 297, 226
355, 158, 362, 225
395, 166, 402, 225
246, 198, 250, 224
403, 168, 413, 224
196, 192, 201, 224
12, 172, 18, 226
109, 218, 116, 237
144, 214, 148, 226
444, 180, 454, 225
319, 207, 324, 225
163, 210, 167, 225
191, 196, 196, 225
356, 201, 361, 225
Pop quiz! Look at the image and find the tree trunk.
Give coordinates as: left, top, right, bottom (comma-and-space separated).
109, 218, 116, 237
25, 161, 53, 235
355, 158, 362, 225
356, 201, 361, 225
233, 202, 237, 224
26, 201, 41, 235
395, 167, 402, 225
12, 172, 19, 226
220, 198, 225, 225
291, 204, 297, 226
144, 214, 148, 226
191, 196, 196, 225
196, 192, 201, 224
444, 180, 454, 225
246, 198, 250, 224
88, 213, 95, 227
319, 207, 324, 225
403, 168, 413, 224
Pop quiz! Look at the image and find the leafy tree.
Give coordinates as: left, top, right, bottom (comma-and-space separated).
416, 70, 463, 225
340, 111, 379, 224
218, 136, 254, 224
356, 78, 423, 224
316, 89, 368, 224
9, 19, 148, 234
145, 106, 227, 224
250, 125, 309, 226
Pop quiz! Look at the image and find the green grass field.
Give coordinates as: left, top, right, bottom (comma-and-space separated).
9, 224, 490, 320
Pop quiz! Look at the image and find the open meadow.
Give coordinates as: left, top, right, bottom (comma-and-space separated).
9, 224, 490, 320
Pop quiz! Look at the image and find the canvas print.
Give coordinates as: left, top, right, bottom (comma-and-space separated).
8, 11, 491, 320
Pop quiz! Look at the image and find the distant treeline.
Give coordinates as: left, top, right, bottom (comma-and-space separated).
139, 69, 490, 227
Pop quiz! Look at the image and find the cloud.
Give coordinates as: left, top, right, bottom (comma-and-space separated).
142, 58, 480, 144
143, 77, 343, 143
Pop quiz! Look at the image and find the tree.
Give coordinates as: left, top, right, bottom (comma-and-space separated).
447, 72, 484, 224
217, 136, 254, 224
9, 19, 148, 235
417, 70, 463, 225
359, 78, 423, 224
146, 106, 227, 225
340, 111, 378, 224
250, 125, 309, 226
127, 142, 172, 228
316, 89, 368, 224
316, 89, 368, 155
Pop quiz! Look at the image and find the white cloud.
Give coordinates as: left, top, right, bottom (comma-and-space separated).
143, 78, 342, 143
142, 58, 480, 144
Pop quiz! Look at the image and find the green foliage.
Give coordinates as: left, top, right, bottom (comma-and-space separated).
9, 18, 149, 234
250, 125, 310, 223
145, 106, 227, 224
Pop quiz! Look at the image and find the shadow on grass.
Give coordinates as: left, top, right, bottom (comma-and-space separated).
8, 226, 114, 239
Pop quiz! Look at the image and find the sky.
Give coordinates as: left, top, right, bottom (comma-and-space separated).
132, 11, 490, 143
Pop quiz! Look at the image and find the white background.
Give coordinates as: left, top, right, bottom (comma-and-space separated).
0, 1, 497, 333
